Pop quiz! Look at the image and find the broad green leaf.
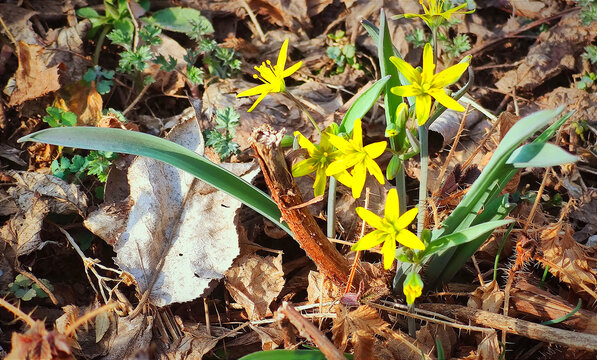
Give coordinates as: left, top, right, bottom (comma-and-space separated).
239, 350, 352, 360
338, 75, 390, 135
507, 142, 578, 168
18, 127, 289, 235
144, 7, 214, 34
422, 219, 513, 260
76, 7, 101, 18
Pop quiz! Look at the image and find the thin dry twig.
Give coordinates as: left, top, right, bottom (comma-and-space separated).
277, 302, 345, 360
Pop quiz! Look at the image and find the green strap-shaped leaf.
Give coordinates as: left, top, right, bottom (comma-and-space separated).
18, 127, 290, 235
338, 75, 390, 135
507, 142, 579, 168
143, 7, 214, 34
421, 220, 513, 260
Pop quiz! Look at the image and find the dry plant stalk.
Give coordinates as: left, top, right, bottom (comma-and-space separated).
419, 303, 597, 352
277, 302, 345, 360
250, 125, 350, 285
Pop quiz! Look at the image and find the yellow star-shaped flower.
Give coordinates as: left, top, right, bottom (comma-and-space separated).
390, 43, 469, 126
325, 119, 387, 198
404, 0, 474, 29
352, 188, 424, 269
236, 38, 302, 112
292, 130, 353, 197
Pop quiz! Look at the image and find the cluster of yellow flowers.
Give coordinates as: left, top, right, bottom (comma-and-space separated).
236, 0, 473, 304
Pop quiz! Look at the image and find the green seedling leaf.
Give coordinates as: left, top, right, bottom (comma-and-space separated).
145, 7, 213, 34
338, 75, 390, 135
239, 350, 352, 360
18, 127, 289, 235
507, 142, 579, 168
421, 219, 513, 260
76, 7, 101, 18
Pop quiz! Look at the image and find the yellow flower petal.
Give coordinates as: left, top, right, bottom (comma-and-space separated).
334, 170, 353, 188
326, 155, 360, 176
295, 132, 317, 154
396, 229, 425, 250
313, 167, 327, 196
247, 91, 268, 112
237, 83, 272, 98
292, 158, 317, 177
427, 88, 465, 112
421, 43, 435, 83
351, 230, 386, 251
352, 118, 363, 149
431, 62, 469, 88
283, 61, 302, 77
381, 237, 397, 269
389, 56, 421, 84
363, 141, 387, 159
356, 207, 385, 230
415, 94, 432, 126
365, 157, 385, 185
326, 133, 353, 153
384, 189, 399, 222
391, 84, 421, 97
351, 161, 367, 198
277, 38, 289, 71
396, 207, 418, 229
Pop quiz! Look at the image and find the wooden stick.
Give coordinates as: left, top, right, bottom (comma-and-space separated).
419, 303, 597, 352
277, 302, 345, 360
250, 125, 350, 285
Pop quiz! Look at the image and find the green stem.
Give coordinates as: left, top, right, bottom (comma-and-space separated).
283, 91, 322, 136
327, 177, 337, 237
417, 125, 428, 237
389, 136, 407, 215
407, 304, 416, 338
93, 26, 112, 66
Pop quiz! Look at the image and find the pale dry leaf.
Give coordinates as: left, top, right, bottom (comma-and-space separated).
101, 314, 153, 360
0, 4, 41, 46
570, 189, 597, 242
8, 41, 61, 106
5, 321, 75, 360
540, 223, 597, 301
83, 202, 130, 246
225, 254, 285, 320
146, 34, 187, 96
468, 280, 504, 314
0, 198, 49, 257
307, 270, 341, 304
161, 324, 218, 360
114, 118, 259, 306
45, 20, 90, 85
477, 330, 500, 360
250, 0, 310, 33
250, 324, 284, 351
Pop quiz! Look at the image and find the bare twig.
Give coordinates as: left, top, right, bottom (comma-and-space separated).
277, 302, 345, 360
250, 125, 350, 285
240, 0, 266, 43
419, 303, 597, 352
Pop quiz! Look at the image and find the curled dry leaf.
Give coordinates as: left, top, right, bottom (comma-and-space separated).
0, 170, 87, 256
0, 4, 40, 46
468, 280, 504, 314
7, 42, 62, 107
5, 321, 75, 360
225, 254, 285, 320
496, 12, 597, 93
476, 330, 500, 360
53, 81, 103, 126
540, 223, 597, 301
417, 323, 457, 359
113, 118, 258, 306
249, 0, 311, 33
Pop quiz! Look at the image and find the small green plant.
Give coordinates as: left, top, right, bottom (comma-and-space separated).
83, 65, 115, 94
577, 0, 597, 25
204, 107, 241, 160
8, 274, 53, 301
576, 71, 596, 90
43, 107, 77, 128
52, 151, 118, 183
326, 30, 360, 74
582, 44, 597, 64
439, 33, 471, 65
406, 28, 427, 48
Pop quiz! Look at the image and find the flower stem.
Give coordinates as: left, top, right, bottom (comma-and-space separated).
283, 91, 323, 136
93, 25, 111, 66
327, 176, 337, 237
417, 124, 428, 237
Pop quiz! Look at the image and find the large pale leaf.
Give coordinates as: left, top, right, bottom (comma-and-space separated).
18, 127, 288, 235
506, 142, 579, 168
115, 118, 257, 306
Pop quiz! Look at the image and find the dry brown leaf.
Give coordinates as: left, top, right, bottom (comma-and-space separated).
332, 305, 389, 352
159, 323, 218, 360
540, 223, 597, 301
417, 323, 457, 359
5, 321, 75, 360
225, 254, 285, 320
147, 34, 187, 96
44, 21, 90, 85
468, 280, 504, 314
307, 270, 342, 304
496, 12, 597, 93
53, 81, 103, 126
476, 330, 500, 360
249, 324, 284, 351
249, 0, 310, 33
8, 41, 61, 107
570, 189, 597, 242
0, 198, 49, 257
0, 4, 40, 46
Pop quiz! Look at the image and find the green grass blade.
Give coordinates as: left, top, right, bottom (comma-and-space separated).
507, 142, 579, 168
18, 127, 290, 235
